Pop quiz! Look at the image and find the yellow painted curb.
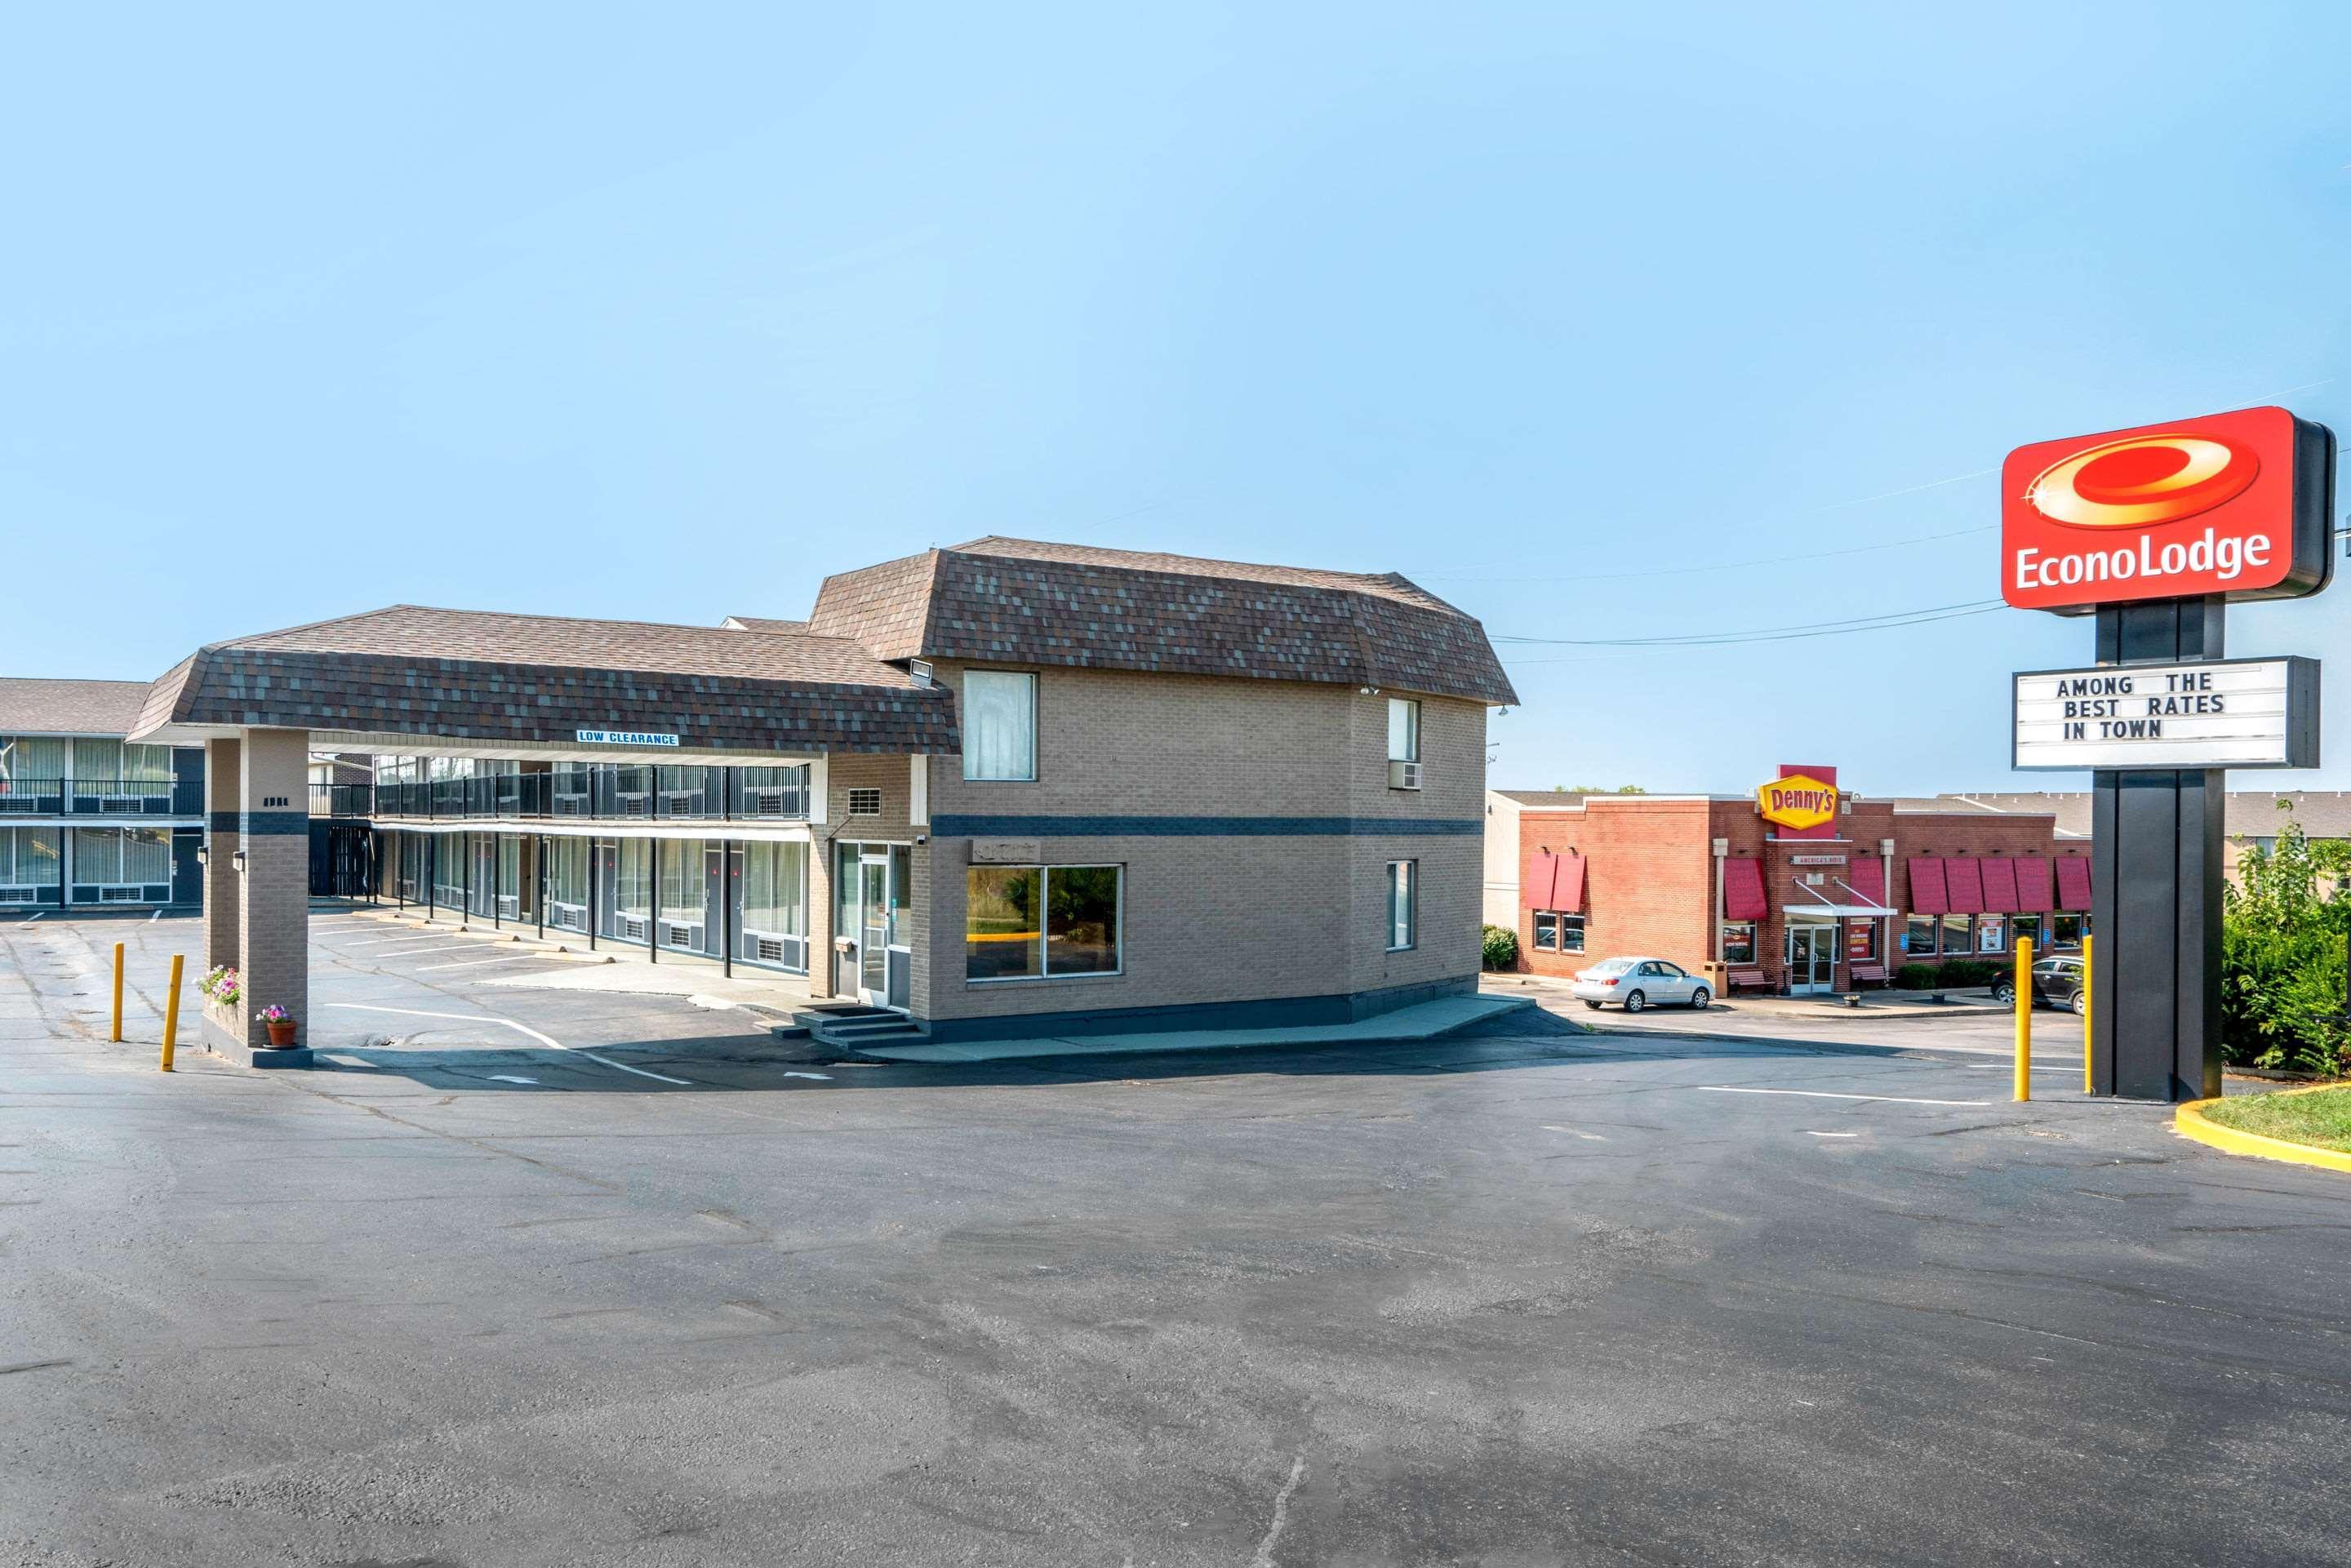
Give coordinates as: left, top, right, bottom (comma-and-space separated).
2175, 1083, 2351, 1175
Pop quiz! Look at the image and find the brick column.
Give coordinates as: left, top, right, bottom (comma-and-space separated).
236, 729, 311, 1057
203, 737, 242, 975
808, 831, 835, 998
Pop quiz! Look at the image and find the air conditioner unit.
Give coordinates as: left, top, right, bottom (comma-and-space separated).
1389, 760, 1423, 790
620, 915, 647, 941
100, 886, 142, 903
0, 887, 35, 904
665, 923, 696, 948
756, 936, 784, 962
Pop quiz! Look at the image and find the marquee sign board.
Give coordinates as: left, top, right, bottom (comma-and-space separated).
2000, 406, 2335, 615
2011, 655, 2318, 771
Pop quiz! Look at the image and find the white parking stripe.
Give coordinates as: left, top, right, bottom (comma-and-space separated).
325, 1002, 694, 1086
344, 935, 461, 949
1696, 1086, 1992, 1108
414, 953, 547, 972
369, 944, 483, 958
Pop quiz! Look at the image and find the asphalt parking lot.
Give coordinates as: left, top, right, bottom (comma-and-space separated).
5, 912, 2350, 1566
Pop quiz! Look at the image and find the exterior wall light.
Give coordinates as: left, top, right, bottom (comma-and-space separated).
232, 849, 247, 873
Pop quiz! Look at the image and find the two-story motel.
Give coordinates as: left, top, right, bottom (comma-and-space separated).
124, 537, 1515, 1059
0, 679, 206, 911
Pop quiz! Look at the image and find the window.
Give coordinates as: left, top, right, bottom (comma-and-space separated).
73, 827, 168, 887
1534, 912, 1558, 951
1975, 915, 2007, 955
0, 828, 60, 890
1844, 920, 1877, 962
2011, 914, 2042, 951
1722, 922, 1757, 965
1939, 913, 1971, 957
0, 735, 70, 787
966, 864, 1122, 980
962, 670, 1038, 781
547, 837, 589, 910
1558, 913, 1585, 953
658, 837, 703, 918
612, 839, 651, 921
742, 842, 806, 938
1387, 699, 1420, 763
1386, 860, 1416, 950
847, 788, 882, 816
1904, 914, 1935, 955
2051, 913, 2087, 948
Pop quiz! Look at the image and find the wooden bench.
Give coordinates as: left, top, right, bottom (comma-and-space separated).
1725, 966, 1771, 994
1847, 962, 1891, 988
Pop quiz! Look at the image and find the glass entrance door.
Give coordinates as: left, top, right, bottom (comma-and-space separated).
1785, 922, 1837, 995
859, 857, 889, 1002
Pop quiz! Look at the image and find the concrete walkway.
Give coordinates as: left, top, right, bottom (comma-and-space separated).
852, 993, 1538, 1064
1479, 972, 2011, 1021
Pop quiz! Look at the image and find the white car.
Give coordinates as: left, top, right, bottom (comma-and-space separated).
1571, 956, 1709, 1012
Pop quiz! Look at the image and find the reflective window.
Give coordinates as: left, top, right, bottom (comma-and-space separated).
962, 671, 1038, 781
1387, 699, 1420, 763
967, 864, 1122, 980
1722, 922, 1757, 964
1386, 860, 1416, 951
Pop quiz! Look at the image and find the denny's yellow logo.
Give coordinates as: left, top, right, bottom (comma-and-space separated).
1757, 774, 1839, 831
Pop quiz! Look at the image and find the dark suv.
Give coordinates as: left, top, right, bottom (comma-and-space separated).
1993, 952, 2086, 1014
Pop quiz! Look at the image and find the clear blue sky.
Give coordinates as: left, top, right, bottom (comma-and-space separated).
7, 3, 2349, 796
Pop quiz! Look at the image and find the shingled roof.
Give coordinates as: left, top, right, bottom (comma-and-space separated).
132, 606, 958, 756
0, 677, 153, 737
804, 537, 1516, 704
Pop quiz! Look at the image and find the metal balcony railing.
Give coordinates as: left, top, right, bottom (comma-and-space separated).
360, 763, 808, 824
0, 778, 180, 817
309, 782, 375, 817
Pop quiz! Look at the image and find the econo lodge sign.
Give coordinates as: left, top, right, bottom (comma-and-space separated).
2000, 405, 2335, 615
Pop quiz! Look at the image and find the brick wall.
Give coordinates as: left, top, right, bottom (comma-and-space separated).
233, 729, 309, 1050
916, 664, 1485, 1026
203, 737, 241, 976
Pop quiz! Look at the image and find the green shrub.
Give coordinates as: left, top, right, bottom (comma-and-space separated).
1937, 958, 1998, 989
1895, 963, 1940, 990
1482, 924, 1520, 971
2222, 811, 2351, 1076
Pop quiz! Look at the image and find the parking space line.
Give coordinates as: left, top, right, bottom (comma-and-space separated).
1695, 1086, 1992, 1108
343, 936, 464, 949
414, 954, 548, 972
325, 1002, 695, 1086
365, 944, 485, 958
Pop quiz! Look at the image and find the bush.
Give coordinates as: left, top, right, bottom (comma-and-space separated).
1482, 924, 1520, 971
2222, 812, 2351, 1076
1895, 963, 1940, 990
1937, 958, 1998, 989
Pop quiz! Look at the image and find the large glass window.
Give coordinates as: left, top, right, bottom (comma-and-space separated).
741, 842, 806, 937
1940, 913, 1971, 957
2051, 913, 2087, 948
1388, 698, 1420, 762
1386, 860, 1416, 951
962, 670, 1038, 781
1904, 914, 1935, 955
1722, 922, 1758, 965
1558, 913, 1585, 953
1975, 915, 2008, 955
658, 837, 703, 917
547, 837, 589, 908
70, 828, 169, 886
71, 739, 123, 780
0, 828, 61, 889
613, 839, 652, 921
2011, 914, 2042, 951
433, 833, 469, 905
1534, 912, 1558, 951
0, 735, 70, 786
967, 864, 1122, 980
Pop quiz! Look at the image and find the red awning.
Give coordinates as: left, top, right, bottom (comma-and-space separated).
2055, 855, 2092, 912
1906, 856, 1948, 917
1944, 857, 1984, 915
2014, 857, 2053, 913
1724, 857, 1767, 922
1556, 853, 1587, 913
1526, 853, 1559, 910
1847, 856, 1887, 908
1980, 857, 2020, 914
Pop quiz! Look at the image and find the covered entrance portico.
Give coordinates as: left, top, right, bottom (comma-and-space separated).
128, 605, 958, 1064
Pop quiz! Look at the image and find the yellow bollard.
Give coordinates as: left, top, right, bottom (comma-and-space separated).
2013, 935, 2033, 1103
2082, 934, 2094, 1095
162, 953, 183, 1072
111, 941, 125, 1042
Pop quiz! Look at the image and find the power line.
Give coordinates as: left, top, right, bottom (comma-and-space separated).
1492, 597, 2003, 647
1496, 602, 2007, 662
1433, 522, 1993, 585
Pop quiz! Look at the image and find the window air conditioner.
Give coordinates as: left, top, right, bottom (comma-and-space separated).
1389, 760, 1423, 790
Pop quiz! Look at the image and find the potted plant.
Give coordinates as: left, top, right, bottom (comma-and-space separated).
256, 1004, 296, 1049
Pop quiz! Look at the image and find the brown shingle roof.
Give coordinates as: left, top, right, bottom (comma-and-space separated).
0, 677, 152, 737
806, 537, 1517, 704
133, 606, 958, 755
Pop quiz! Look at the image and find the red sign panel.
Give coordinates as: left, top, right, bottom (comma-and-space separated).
2000, 406, 2334, 614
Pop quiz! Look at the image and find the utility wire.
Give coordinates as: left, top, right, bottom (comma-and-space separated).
1495, 602, 2007, 662
1492, 597, 2003, 647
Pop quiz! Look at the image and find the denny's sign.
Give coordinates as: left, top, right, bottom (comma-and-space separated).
1756, 767, 1839, 836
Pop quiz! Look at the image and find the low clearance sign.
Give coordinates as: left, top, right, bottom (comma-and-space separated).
2000, 405, 2335, 615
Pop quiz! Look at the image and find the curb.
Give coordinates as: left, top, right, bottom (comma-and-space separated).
2175, 1085, 2351, 1175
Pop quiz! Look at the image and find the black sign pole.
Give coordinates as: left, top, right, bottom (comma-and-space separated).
2090, 594, 2228, 1101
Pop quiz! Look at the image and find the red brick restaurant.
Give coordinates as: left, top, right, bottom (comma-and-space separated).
1493, 766, 2091, 994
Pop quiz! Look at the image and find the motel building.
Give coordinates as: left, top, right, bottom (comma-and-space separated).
113, 537, 1513, 1060
0, 679, 206, 913
1489, 766, 2093, 996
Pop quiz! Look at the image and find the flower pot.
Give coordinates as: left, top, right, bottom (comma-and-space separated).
266, 1020, 297, 1049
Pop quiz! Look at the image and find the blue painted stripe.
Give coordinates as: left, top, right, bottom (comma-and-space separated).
931, 814, 1483, 838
